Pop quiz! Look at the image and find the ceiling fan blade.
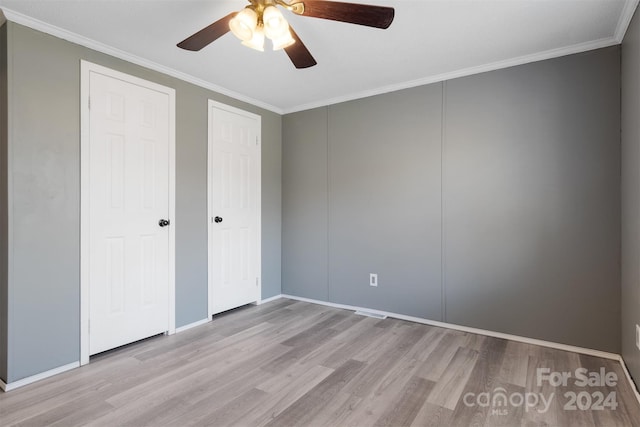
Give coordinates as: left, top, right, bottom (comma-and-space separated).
177, 12, 236, 51
284, 27, 317, 69
292, 1, 394, 29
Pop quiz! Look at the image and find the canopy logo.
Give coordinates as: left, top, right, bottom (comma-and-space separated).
463, 388, 553, 415
463, 367, 619, 416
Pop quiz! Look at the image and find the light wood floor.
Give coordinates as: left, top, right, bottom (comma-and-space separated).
1, 298, 639, 426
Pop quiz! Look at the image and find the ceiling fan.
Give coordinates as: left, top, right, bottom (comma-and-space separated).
177, 0, 395, 69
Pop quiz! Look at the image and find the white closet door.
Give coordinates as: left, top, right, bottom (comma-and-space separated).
88, 71, 170, 355
209, 103, 261, 315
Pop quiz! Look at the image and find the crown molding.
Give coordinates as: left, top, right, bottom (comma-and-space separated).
615, 0, 639, 42
283, 36, 620, 114
0, 7, 283, 115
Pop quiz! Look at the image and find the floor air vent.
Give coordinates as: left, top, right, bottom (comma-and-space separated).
354, 310, 387, 319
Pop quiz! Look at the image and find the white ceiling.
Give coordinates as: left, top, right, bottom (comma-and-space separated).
0, 0, 637, 114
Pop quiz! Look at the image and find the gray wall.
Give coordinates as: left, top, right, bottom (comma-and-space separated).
328, 87, 443, 319
282, 108, 329, 301
444, 49, 620, 351
0, 22, 7, 383
283, 46, 621, 353
622, 7, 640, 385
260, 113, 282, 300
3, 22, 281, 383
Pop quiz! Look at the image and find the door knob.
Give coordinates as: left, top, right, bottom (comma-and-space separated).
158, 219, 170, 227
214, 216, 223, 223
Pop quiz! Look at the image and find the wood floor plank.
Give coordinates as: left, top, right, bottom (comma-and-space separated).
426, 346, 480, 410
91, 344, 291, 426
0, 377, 112, 426
497, 340, 532, 388
3, 356, 186, 427
348, 321, 410, 364
344, 323, 428, 398
374, 376, 435, 427
314, 391, 363, 427
410, 400, 454, 427
131, 328, 225, 362
261, 327, 339, 373
415, 327, 447, 354
14, 400, 115, 427
522, 351, 562, 426
462, 332, 486, 352
239, 364, 334, 426
446, 336, 508, 425
190, 387, 269, 427
332, 326, 444, 426
415, 331, 466, 382
213, 303, 299, 337
301, 318, 384, 369
146, 362, 278, 427
551, 351, 597, 427
280, 311, 350, 347
210, 299, 296, 330
262, 359, 366, 427
334, 370, 419, 424
255, 363, 333, 395
108, 398, 190, 427
99, 367, 216, 425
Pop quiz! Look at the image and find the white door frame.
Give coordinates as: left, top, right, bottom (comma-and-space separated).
207, 100, 262, 319
80, 61, 176, 365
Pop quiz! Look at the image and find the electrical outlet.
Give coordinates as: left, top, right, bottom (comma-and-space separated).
370, 273, 378, 287
636, 325, 640, 351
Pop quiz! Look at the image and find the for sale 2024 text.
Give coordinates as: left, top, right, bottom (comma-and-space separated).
537, 367, 618, 411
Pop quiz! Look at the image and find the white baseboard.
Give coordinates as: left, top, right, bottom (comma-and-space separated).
1, 361, 79, 392
175, 317, 210, 334
280, 294, 620, 361
258, 294, 283, 305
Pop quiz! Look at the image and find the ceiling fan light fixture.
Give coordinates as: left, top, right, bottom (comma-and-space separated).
263, 5, 289, 39
241, 25, 265, 51
229, 7, 258, 41
271, 29, 295, 50
178, 0, 395, 68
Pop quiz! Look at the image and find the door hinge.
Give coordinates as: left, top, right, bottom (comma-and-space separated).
256, 277, 259, 287
256, 136, 259, 146
88, 319, 90, 334
88, 97, 91, 110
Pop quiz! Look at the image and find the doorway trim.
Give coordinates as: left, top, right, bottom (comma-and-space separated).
80, 60, 176, 365
207, 100, 262, 319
